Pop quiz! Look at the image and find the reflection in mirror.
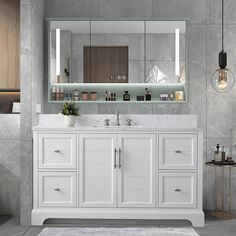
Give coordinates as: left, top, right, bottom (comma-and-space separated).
50, 21, 90, 83
145, 21, 186, 84
84, 46, 129, 83
49, 20, 186, 85
90, 21, 144, 83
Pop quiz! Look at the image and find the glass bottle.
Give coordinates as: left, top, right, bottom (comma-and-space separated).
123, 91, 130, 101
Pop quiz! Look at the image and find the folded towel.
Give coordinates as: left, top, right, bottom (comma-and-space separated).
12, 102, 21, 113
145, 65, 166, 84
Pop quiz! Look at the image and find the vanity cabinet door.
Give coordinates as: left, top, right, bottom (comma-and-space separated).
117, 134, 155, 207
79, 134, 117, 207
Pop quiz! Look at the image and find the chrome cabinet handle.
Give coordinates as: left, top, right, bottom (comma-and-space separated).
54, 188, 60, 191
104, 119, 110, 126
118, 148, 121, 169
175, 150, 182, 153
174, 188, 181, 192
54, 150, 60, 153
114, 148, 117, 169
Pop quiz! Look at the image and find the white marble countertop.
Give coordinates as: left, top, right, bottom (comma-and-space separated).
33, 114, 201, 132
33, 125, 201, 132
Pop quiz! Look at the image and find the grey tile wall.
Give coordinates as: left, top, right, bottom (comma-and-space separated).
99, 0, 152, 18
18, 0, 236, 225
45, 0, 99, 18
152, 0, 207, 24
20, 0, 45, 226
0, 115, 20, 217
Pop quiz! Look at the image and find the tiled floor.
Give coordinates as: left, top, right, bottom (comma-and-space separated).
0, 212, 236, 236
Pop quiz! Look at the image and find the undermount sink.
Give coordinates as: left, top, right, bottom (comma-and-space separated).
92, 125, 143, 129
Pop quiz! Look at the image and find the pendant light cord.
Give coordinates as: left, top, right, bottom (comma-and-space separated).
222, 0, 224, 51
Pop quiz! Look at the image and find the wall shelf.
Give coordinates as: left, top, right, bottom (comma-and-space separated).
49, 83, 186, 103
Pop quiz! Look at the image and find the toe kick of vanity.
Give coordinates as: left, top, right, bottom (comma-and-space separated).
32, 128, 204, 227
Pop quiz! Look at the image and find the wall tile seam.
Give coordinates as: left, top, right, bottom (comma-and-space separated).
180, 22, 207, 25
206, 138, 236, 140
151, 0, 154, 18
97, 0, 101, 19
233, 0, 235, 23
206, 0, 209, 25
207, 23, 236, 26
0, 138, 20, 141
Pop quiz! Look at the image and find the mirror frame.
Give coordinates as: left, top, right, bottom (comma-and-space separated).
46, 18, 188, 103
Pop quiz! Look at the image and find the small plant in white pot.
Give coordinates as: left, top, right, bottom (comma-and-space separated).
61, 102, 79, 127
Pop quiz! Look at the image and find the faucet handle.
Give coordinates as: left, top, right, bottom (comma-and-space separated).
126, 119, 132, 126
104, 119, 110, 126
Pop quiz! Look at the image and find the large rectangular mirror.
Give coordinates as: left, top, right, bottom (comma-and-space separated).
49, 20, 186, 85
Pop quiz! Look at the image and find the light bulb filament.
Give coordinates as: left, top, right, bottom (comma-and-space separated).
217, 68, 228, 90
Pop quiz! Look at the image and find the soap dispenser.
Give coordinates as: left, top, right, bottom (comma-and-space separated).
214, 144, 222, 161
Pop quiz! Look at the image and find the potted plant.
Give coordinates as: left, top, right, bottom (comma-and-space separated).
61, 102, 79, 126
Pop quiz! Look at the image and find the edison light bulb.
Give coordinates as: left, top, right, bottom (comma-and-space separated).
211, 68, 235, 93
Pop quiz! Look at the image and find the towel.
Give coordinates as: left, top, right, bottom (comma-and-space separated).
12, 102, 21, 113
145, 65, 166, 84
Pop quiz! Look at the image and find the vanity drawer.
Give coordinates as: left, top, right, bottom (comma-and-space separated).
38, 133, 76, 169
38, 172, 77, 207
159, 134, 197, 170
158, 173, 197, 208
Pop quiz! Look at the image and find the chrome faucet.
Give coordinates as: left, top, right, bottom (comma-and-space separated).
115, 109, 120, 126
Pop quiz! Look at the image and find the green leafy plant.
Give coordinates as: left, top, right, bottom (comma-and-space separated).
61, 102, 79, 116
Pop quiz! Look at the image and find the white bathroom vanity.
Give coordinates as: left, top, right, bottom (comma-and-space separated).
31, 114, 204, 227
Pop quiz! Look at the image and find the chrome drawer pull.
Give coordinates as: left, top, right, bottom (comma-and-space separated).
54, 150, 60, 153
54, 188, 60, 191
175, 150, 182, 153
174, 188, 181, 192
114, 148, 117, 169
118, 148, 121, 169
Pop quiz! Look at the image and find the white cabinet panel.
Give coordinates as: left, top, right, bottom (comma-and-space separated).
39, 172, 76, 207
118, 134, 155, 207
32, 129, 204, 227
79, 134, 117, 207
38, 133, 76, 169
159, 134, 197, 170
158, 173, 197, 208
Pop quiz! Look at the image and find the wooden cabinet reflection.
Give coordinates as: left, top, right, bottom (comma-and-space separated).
84, 46, 128, 83
0, 91, 20, 114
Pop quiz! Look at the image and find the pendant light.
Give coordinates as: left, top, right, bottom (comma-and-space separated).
211, 0, 235, 92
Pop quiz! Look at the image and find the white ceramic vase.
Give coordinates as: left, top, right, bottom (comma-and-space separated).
64, 115, 76, 127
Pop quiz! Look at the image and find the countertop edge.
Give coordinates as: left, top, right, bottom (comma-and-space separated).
32, 126, 201, 132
